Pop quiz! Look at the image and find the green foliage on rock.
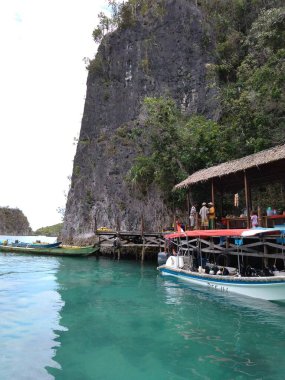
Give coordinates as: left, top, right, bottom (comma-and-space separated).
87, 53, 104, 74
127, 97, 231, 206
91, 0, 165, 44
201, 0, 284, 81
91, 1, 285, 212
220, 7, 285, 155
127, 156, 155, 195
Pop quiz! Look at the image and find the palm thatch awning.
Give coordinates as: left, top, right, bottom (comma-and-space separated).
175, 144, 285, 190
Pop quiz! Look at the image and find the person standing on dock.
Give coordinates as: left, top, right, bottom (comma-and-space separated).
189, 204, 197, 230
199, 202, 209, 229
250, 211, 258, 228
208, 202, 216, 229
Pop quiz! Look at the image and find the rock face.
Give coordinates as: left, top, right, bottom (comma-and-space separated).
0, 207, 32, 235
62, 0, 219, 242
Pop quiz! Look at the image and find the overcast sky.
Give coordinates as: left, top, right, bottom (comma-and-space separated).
0, 0, 111, 230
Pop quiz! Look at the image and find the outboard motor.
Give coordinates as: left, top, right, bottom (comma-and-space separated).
158, 251, 168, 266
165, 256, 184, 268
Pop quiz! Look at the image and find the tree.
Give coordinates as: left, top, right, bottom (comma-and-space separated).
127, 97, 231, 206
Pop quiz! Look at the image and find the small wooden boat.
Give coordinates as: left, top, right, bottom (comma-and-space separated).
0, 244, 99, 257
11, 242, 62, 249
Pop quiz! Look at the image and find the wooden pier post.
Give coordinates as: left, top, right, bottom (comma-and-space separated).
141, 244, 145, 263
195, 212, 199, 230
141, 238, 145, 263
117, 247, 121, 261
263, 238, 268, 267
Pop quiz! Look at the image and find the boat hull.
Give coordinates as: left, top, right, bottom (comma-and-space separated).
0, 245, 99, 257
158, 266, 285, 301
11, 242, 62, 249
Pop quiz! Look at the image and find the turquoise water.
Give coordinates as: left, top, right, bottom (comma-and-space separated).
1, 254, 285, 380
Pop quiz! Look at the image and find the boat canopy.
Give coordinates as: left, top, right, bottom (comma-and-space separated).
164, 228, 280, 240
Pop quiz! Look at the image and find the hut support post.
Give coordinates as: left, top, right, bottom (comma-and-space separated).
244, 171, 251, 228
188, 190, 194, 229
220, 187, 224, 222
186, 192, 190, 218
211, 179, 215, 205
258, 206, 262, 227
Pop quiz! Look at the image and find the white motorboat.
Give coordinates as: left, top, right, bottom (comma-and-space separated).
158, 228, 285, 301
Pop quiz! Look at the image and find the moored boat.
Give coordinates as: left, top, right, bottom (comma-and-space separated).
0, 244, 99, 257
158, 228, 285, 301
11, 241, 62, 249
159, 258, 285, 301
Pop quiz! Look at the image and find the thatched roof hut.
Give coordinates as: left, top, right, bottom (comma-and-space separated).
175, 144, 285, 191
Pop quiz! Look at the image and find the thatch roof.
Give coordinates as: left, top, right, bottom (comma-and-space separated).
175, 144, 285, 189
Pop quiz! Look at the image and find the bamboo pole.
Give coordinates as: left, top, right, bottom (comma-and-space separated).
211, 179, 215, 205
244, 171, 251, 228
186, 192, 190, 217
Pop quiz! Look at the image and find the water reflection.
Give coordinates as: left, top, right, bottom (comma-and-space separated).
50, 259, 285, 380
4, 253, 285, 380
0, 253, 65, 380
159, 274, 285, 379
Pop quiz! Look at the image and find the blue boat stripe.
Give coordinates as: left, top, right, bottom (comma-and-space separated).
160, 268, 285, 285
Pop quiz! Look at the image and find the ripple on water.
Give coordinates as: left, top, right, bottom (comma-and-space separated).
1, 255, 285, 380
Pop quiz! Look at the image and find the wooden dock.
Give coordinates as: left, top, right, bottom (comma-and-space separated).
96, 230, 166, 261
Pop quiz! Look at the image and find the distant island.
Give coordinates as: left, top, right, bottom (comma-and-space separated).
0, 206, 62, 237
34, 223, 63, 237
0, 207, 32, 235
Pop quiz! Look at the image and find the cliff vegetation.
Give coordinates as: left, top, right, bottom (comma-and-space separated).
63, 0, 285, 240
110, 1, 285, 206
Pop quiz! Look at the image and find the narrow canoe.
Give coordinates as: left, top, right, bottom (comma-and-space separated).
0, 245, 99, 257
11, 242, 62, 249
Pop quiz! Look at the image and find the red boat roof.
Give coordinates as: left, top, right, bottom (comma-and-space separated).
165, 228, 281, 239
165, 229, 249, 239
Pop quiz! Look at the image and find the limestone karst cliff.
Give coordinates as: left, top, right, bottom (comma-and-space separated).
62, 0, 219, 241
0, 207, 32, 235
